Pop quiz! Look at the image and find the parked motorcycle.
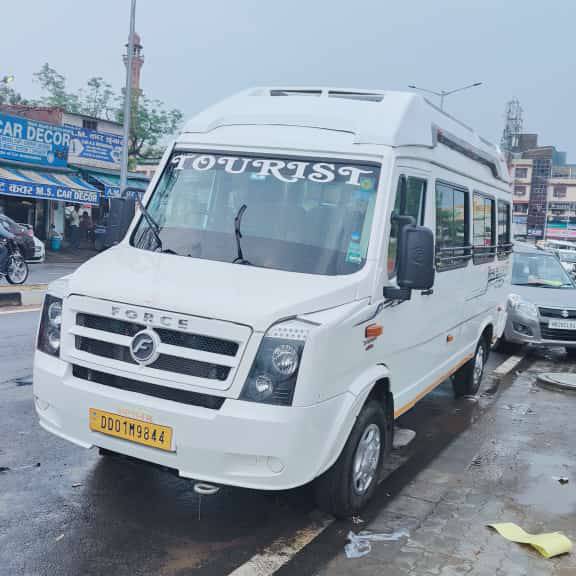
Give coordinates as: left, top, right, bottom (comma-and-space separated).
0, 239, 29, 285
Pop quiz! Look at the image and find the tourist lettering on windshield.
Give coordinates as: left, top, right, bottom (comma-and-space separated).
170, 153, 378, 187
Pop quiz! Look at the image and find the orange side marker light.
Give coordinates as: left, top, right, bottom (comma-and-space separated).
365, 324, 383, 339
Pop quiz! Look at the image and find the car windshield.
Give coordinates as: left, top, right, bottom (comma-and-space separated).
512, 251, 575, 288
131, 152, 380, 275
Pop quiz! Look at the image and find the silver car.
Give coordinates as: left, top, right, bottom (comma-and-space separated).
502, 243, 576, 356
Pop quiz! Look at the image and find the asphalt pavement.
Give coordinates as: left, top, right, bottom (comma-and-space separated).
26, 262, 81, 286
0, 309, 533, 576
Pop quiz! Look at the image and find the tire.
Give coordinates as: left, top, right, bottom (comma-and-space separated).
6, 253, 29, 285
452, 336, 489, 398
314, 400, 390, 519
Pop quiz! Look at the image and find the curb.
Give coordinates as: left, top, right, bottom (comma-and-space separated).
0, 284, 47, 308
492, 353, 527, 384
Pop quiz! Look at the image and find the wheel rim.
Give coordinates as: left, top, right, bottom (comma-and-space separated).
8, 257, 27, 283
473, 344, 485, 390
352, 423, 381, 495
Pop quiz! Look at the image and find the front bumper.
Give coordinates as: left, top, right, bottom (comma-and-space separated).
504, 314, 576, 348
33, 352, 356, 490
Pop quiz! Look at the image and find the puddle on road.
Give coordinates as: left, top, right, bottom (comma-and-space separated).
516, 453, 576, 516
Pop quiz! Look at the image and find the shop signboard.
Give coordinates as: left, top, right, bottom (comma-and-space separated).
66, 126, 122, 170
0, 177, 98, 206
545, 221, 576, 240
0, 112, 70, 168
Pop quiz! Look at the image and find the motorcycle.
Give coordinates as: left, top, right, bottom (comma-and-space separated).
0, 238, 29, 285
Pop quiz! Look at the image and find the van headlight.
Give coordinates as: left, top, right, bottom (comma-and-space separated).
37, 295, 63, 357
508, 294, 538, 321
240, 320, 311, 406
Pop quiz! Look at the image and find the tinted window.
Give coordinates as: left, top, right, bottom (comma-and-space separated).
497, 201, 512, 258
387, 176, 426, 276
473, 193, 495, 263
435, 182, 469, 270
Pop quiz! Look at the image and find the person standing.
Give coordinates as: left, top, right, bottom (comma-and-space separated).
69, 205, 81, 249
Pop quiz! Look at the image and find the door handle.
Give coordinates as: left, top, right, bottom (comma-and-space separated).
421, 288, 434, 296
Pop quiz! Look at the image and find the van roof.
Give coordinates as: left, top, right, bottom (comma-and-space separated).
182, 87, 507, 180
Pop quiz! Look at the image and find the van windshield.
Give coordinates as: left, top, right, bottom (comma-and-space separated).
131, 152, 380, 276
512, 251, 575, 288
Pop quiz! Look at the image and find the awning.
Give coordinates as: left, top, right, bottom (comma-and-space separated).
0, 166, 99, 205
85, 171, 148, 198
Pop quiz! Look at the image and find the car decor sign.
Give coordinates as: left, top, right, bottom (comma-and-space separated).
66, 125, 122, 169
170, 153, 379, 186
0, 176, 98, 206
0, 112, 70, 168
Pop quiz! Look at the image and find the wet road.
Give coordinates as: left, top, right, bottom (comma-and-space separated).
0, 310, 510, 576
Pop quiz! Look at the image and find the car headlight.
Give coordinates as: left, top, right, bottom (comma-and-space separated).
37, 294, 63, 357
508, 294, 538, 320
240, 320, 311, 406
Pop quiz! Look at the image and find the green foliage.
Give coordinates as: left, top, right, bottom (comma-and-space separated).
117, 94, 183, 160
32, 63, 182, 160
0, 82, 28, 106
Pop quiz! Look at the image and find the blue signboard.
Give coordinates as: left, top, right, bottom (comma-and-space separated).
66, 125, 122, 169
0, 112, 70, 168
0, 177, 98, 206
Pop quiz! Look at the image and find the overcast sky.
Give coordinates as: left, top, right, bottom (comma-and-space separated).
4, 0, 575, 159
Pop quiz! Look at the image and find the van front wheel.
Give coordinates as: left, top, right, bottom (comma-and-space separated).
452, 337, 489, 398
314, 400, 389, 519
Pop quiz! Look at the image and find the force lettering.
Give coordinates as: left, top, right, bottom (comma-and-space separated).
171, 154, 377, 186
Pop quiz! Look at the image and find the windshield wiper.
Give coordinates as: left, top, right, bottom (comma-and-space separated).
232, 204, 252, 265
135, 195, 164, 251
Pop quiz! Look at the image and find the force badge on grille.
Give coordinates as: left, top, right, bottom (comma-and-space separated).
130, 330, 161, 366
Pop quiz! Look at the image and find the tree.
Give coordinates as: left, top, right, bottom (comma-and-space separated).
32, 63, 182, 161
78, 77, 117, 121
0, 82, 28, 106
33, 63, 81, 112
117, 94, 183, 160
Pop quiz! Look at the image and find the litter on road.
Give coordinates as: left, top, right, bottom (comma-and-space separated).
488, 522, 573, 559
344, 529, 409, 559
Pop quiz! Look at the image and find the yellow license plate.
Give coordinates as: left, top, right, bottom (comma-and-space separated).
89, 409, 173, 452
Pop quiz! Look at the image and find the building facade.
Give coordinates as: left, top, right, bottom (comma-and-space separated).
510, 134, 576, 241
0, 105, 148, 246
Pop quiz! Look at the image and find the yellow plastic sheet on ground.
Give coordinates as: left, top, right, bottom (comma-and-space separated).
488, 523, 572, 559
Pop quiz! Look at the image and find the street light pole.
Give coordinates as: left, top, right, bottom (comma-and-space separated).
408, 82, 483, 111
119, 0, 137, 196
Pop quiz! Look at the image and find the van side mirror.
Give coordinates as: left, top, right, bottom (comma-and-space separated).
384, 224, 435, 301
398, 225, 435, 290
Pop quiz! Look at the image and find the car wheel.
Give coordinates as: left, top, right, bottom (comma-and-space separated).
314, 400, 389, 519
453, 336, 489, 398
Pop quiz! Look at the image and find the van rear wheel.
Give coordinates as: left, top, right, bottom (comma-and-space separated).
452, 337, 489, 398
314, 400, 389, 519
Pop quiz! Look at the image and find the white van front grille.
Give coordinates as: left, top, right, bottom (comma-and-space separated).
62, 296, 252, 392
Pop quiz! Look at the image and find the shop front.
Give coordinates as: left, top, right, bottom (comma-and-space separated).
0, 165, 99, 242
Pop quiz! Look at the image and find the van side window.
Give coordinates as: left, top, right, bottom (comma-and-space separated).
435, 181, 470, 271
472, 192, 496, 264
497, 201, 512, 259
387, 175, 427, 276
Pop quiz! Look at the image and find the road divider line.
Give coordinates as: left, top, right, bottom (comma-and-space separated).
0, 305, 42, 315
227, 518, 333, 576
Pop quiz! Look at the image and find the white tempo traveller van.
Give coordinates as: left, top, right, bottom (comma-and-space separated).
33, 88, 512, 517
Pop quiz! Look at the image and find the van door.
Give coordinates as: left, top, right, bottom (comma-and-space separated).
376, 168, 468, 416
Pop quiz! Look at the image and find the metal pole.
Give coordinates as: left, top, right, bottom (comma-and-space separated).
119, 0, 136, 196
